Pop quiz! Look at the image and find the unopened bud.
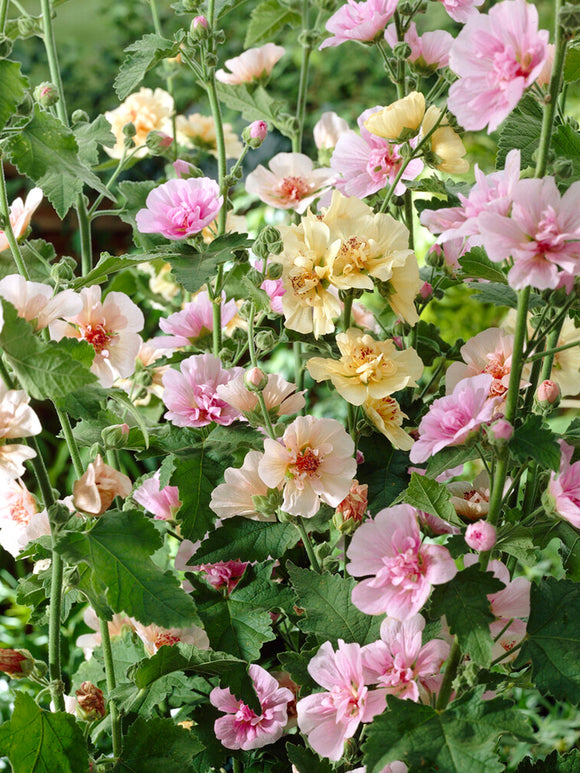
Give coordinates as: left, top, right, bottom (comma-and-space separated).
465, 521, 497, 552
146, 130, 173, 156
34, 82, 59, 108
0, 648, 35, 678
101, 423, 130, 450
173, 159, 203, 179
254, 330, 277, 351
332, 480, 368, 535
71, 109, 90, 125
243, 120, 268, 148
419, 281, 433, 300
536, 379, 561, 412
553, 158, 574, 179
18, 16, 40, 37
486, 418, 513, 446
122, 122, 137, 138
76, 682, 106, 721
266, 262, 283, 280
426, 244, 445, 268
253, 226, 283, 260
50, 255, 77, 284
393, 42, 412, 60
190, 15, 209, 40
244, 366, 268, 392
0, 35, 13, 59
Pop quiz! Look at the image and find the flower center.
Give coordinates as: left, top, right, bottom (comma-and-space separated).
10, 500, 31, 526
293, 446, 322, 477
289, 267, 321, 301
366, 145, 401, 184
235, 703, 259, 724
279, 176, 310, 203
335, 236, 371, 275
82, 323, 114, 355
534, 205, 566, 255
169, 203, 202, 235
154, 633, 181, 649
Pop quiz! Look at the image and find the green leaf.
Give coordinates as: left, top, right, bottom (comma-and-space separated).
564, 43, 580, 82
72, 630, 146, 692
404, 473, 462, 527
496, 525, 537, 566
425, 445, 480, 479
564, 417, 580, 447
430, 565, 504, 667
516, 750, 580, 772
552, 124, 580, 186
286, 743, 334, 773
190, 517, 300, 564
54, 510, 199, 628
497, 95, 543, 170
112, 717, 203, 772
515, 577, 580, 703
361, 441, 410, 514
277, 648, 319, 692
0, 692, 88, 773
459, 247, 507, 284
72, 251, 149, 289
364, 689, 532, 773
0, 60, 28, 131
244, 0, 300, 47
164, 232, 252, 294
188, 706, 228, 772
470, 281, 519, 308
5, 107, 111, 217
171, 453, 218, 542
74, 115, 115, 166
216, 83, 290, 136
288, 564, 382, 646
510, 415, 561, 472
114, 34, 180, 100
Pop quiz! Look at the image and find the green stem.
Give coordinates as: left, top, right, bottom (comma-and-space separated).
48, 552, 65, 711
0, 0, 8, 31
210, 266, 224, 357
0, 161, 31, 279
292, 0, 312, 154
436, 638, 461, 711
343, 290, 353, 332
296, 518, 321, 573
537, 322, 568, 376
99, 620, 122, 759
376, 40, 398, 83
55, 406, 84, 477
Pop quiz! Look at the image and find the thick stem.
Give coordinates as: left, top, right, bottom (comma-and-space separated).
292, 0, 311, 154
0, 0, 8, 32
296, 518, 321, 573
100, 620, 122, 759
55, 405, 84, 477
48, 552, 65, 711
435, 638, 461, 711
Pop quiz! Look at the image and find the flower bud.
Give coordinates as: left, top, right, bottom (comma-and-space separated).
72, 454, 132, 516
182, 0, 202, 10
333, 481, 368, 535
146, 130, 173, 156
76, 682, 106, 721
0, 35, 13, 59
486, 418, 514, 446
101, 423, 131, 450
122, 121, 137, 138
254, 330, 277, 351
34, 82, 59, 108
356, 450, 365, 465
71, 109, 90, 125
244, 366, 268, 392
266, 262, 283, 280
465, 521, 497, 552
18, 16, 40, 37
419, 281, 433, 300
50, 255, 77, 284
189, 15, 209, 40
537, 379, 561, 405
243, 120, 268, 148
0, 648, 35, 678
393, 42, 412, 60
173, 159, 203, 179
426, 244, 445, 268
253, 226, 283, 259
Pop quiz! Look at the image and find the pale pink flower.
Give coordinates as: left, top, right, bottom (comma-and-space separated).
537, 43, 555, 87
211, 664, 293, 750
297, 640, 386, 761
210, 450, 277, 522
410, 374, 501, 464
261, 277, 285, 314
547, 441, 580, 530
133, 470, 181, 521
76, 607, 134, 657
162, 354, 242, 428
314, 112, 350, 150
50, 285, 144, 389
216, 43, 285, 85
156, 291, 239, 349
72, 454, 132, 516
245, 153, 335, 213
331, 107, 423, 199
448, 0, 550, 133
465, 521, 496, 552
259, 416, 356, 518
217, 372, 305, 418
347, 504, 457, 619
0, 383, 42, 481
479, 177, 580, 290
0, 275, 82, 330
191, 560, 248, 593
384, 23, 452, 71
361, 614, 450, 701
438, 0, 483, 23
136, 177, 223, 240
132, 619, 209, 656
0, 480, 50, 557
0, 188, 43, 252
320, 0, 398, 50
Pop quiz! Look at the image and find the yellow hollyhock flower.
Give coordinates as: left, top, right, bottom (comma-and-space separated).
363, 395, 414, 450
421, 106, 469, 174
364, 91, 426, 141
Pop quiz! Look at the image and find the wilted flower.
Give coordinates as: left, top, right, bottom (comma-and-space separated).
191, 560, 248, 593
72, 454, 132, 516
216, 43, 285, 85
136, 177, 223, 240
76, 682, 106, 721
335, 480, 368, 528
104, 87, 174, 158
0, 188, 43, 252
0, 648, 35, 678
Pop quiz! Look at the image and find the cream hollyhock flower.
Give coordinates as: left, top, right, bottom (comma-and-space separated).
175, 114, 243, 159
72, 454, 132, 516
0, 275, 82, 330
217, 372, 305, 417
0, 383, 42, 481
104, 87, 174, 159
259, 416, 356, 518
421, 106, 469, 174
385, 253, 423, 325
307, 328, 423, 405
364, 91, 426, 141
210, 450, 277, 521
363, 395, 414, 450
0, 188, 43, 252
550, 317, 580, 398
216, 43, 285, 85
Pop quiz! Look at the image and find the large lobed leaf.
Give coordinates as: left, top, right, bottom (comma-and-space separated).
114, 33, 181, 100
0, 60, 28, 131
404, 472, 462, 527
190, 517, 300, 564
112, 717, 203, 773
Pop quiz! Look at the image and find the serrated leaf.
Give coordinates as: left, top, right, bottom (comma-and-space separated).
470, 281, 519, 308
552, 124, 580, 186
171, 452, 218, 541
216, 83, 290, 136
163, 232, 252, 293
404, 472, 462, 527
244, 0, 300, 47
459, 247, 507, 284
54, 510, 199, 628
430, 565, 504, 667
72, 251, 148, 289
190, 518, 299, 564
564, 417, 580, 447
425, 445, 480, 479
277, 647, 319, 692
516, 750, 580, 772
497, 95, 543, 170
188, 706, 228, 772
288, 564, 382, 646
286, 742, 334, 773
114, 34, 180, 100
74, 115, 115, 166
0, 692, 88, 773
510, 414, 560, 472
5, 107, 111, 217
360, 441, 410, 514
515, 578, 580, 703
496, 525, 537, 566
564, 43, 580, 82
0, 60, 28, 130
112, 717, 202, 772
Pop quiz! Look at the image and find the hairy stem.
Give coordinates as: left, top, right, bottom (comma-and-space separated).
436, 638, 461, 711
100, 620, 122, 759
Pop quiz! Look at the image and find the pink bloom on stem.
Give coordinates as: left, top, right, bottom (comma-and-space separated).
136, 177, 223, 240
162, 354, 242, 428
296, 640, 386, 761
487, 418, 514, 444
438, 0, 483, 23
0, 480, 50, 557
537, 379, 561, 407
132, 619, 209, 656
465, 521, 497, 552
0, 275, 82, 330
156, 290, 239, 349
133, 470, 181, 521
210, 450, 277, 522
191, 559, 248, 593
410, 374, 501, 464
547, 441, 580, 530
361, 614, 450, 702
347, 504, 458, 619
210, 664, 294, 750
479, 177, 580, 291
248, 120, 268, 142
261, 276, 285, 314
331, 107, 423, 199
0, 188, 43, 253
217, 371, 305, 417
448, 0, 549, 133
216, 43, 285, 85
245, 152, 335, 213
320, 0, 398, 50
384, 23, 452, 71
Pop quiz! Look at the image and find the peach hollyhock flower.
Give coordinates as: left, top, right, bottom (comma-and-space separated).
335, 480, 368, 528
156, 290, 239, 349
347, 504, 458, 618
136, 177, 223, 240
133, 470, 181, 521
448, 0, 549, 133
0, 480, 50, 557
320, 0, 398, 50
72, 454, 132, 516
296, 640, 386, 761
0, 382, 42, 481
175, 113, 243, 159
217, 372, 305, 418
0, 188, 43, 252
0, 648, 36, 678
245, 152, 335, 214
385, 23, 453, 72
307, 328, 423, 406
313, 111, 350, 151
546, 441, 580, 530
211, 664, 294, 751
364, 91, 425, 141
421, 106, 469, 175
0, 275, 82, 330
76, 607, 134, 657
132, 619, 210, 656
216, 43, 285, 85
104, 87, 174, 159
50, 285, 144, 389
363, 395, 414, 451
210, 450, 278, 522
259, 416, 356, 518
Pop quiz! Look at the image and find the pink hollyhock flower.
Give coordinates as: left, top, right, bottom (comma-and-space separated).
136, 177, 223, 240
418, 510, 460, 537
384, 23, 452, 71
361, 614, 450, 701
217, 372, 305, 418
448, 0, 549, 133
133, 470, 181, 520
347, 504, 457, 619
438, 0, 483, 23
0, 188, 43, 252
547, 441, 580, 530
0, 480, 50, 557
216, 43, 285, 85
410, 374, 501, 464
156, 290, 239, 349
465, 521, 497, 552
245, 153, 335, 213
320, 0, 398, 50
0, 383, 42, 481
296, 640, 386, 761
537, 42, 555, 87
210, 664, 294, 750
132, 620, 209, 656
162, 354, 242, 428
0, 275, 82, 330
258, 416, 356, 518
76, 607, 134, 657
331, 107, 423, 199
210, 450, 278, 522
479, 177, 580, 290
50, 285, 144, 389
314, 112, 350, 150
191, 559, 248, 593
260, 276, 285, 314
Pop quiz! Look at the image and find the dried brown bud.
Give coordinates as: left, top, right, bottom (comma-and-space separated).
76, 681, 106, 720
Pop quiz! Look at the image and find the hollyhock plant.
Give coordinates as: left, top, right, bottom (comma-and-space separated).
314, 111, 350, 150
319, 0, 398, 50
0, 275, 82, 330
72, 454, 132, 516
445, 328, 523, 398
296, 640, 386, 761
258, 416, 356, 518
546, 441, 580, 530
0, 188, 43, 252
216, 43, 285, 85
217, 372, 305, 418
210, 664, 294, 750
447, 0, 550, 133
210, 450, 278, 522
156, 290, 239, 349
245, 152, 335, 213
104, 87, 174, 158
136, 177, 223, 240
0, 480, 50, 557
133, 470, 181, 521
